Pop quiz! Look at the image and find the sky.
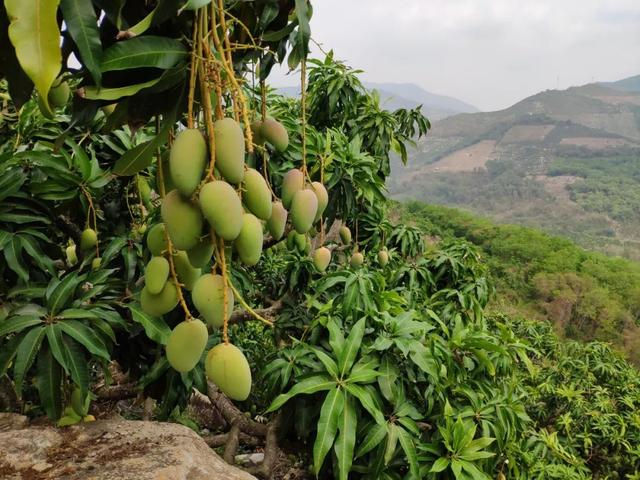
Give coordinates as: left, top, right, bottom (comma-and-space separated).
269, 0, 640, 111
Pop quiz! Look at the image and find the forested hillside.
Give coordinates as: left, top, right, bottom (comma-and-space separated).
401, 201, 640, 363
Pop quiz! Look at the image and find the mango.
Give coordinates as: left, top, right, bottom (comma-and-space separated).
235, 213, 263, 266
174, 250, 201, 291
192, 274, 234, 328
350, 252, 364, 268
140, 281, 179, 316
205, 343, 252, 401
281, 169, 304, 209
313, 247, 331, 272
147, 223, 167, 256
66, 244, 78, 266
378, 249, 389, 266
199, 181, 243, 241
261, 118, 289, 152
250, 120, 264, 146
290, 189, 318, 234
294, 233, 307, 253
80, 228, 98, 251
286, 230, 296, 250
101, 103, 116, 116
166, 319, 209, 372
161, 190, 203, 251
242, 168, 272, 220
311, 182, 328, 221
187, 236, 214, 268
339, 225, 352, 245
169, 128, 207, 197
267, 201, 287, 240
145, 256, 170, 295
137, 176, 152, 206
214, 118, 245, 184
91, 257, 102, 270
49, 80, 70, 108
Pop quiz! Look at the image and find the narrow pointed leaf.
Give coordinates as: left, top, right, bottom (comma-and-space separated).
13, 326, 46, 395
355, 422, 387, 458
60, 0, 102, 86
0, 315, 43, 337
338, 317, 366, 377
334, 394, 357, 480
36, 345, 63, 420
129, 305, 171, 345
58, 320, 110, 360
100, 36, 186, 72
397, 426, 420, 479
62, 335, 89, 398
266, 374, 336, 412
313, 387, 344, 476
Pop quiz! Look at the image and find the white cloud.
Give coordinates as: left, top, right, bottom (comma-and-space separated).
270, 0, 640, 111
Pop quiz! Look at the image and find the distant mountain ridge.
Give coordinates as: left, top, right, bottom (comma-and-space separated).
275, 82, 478, 120
388, 74, 640, 260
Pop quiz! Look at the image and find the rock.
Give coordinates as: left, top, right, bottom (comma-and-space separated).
234, 452, 264, 467
0, 419, 256, 480
0, 413, 28, 432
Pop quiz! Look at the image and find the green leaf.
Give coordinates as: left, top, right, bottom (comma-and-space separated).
13, 325, 46, 395
4, 237, 28, 282
266, 374, 336, 412
313, 387, 344, 476
378, 355, 398, 402
311, 347, 339, 378
384, 423, 399, 465
112, 120, 171, 175
36, 345, 63, 420
129, 305, 171, 345
48, 273, 80, 315
397, 426, 419, 479
338, 317, 366, 378
355, 422, 387, 458
60, 0, 102, 86
0, 332, 26, 376
5, 0, 62, 116
0, 315, 43, 337
334, 394, 357, 480
430, 457, 450, 473
45, 324, 67, 371
58, 320, 110, 360
100, 36, 187, 72
82, 76, 163, 101
62, 335, 89, 399
181, 0, 212, 11
344, 383, 385, 425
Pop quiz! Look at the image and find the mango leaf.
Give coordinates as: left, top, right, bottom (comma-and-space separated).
4, 237, 28, 282
266, 374, 336, 412
36, 345, 63, 420
58, 320, 110, 360
338, 317, 366, 378
180, 0, 212, 11
62, 335, 89, 398
355, 422, 387, 459
45, 324, 67, 371
13, 325, 46, 396
82, 76, 163, 101
5, 0, 62, 116
129, 305, 171, 345
48, 273, 81, 315
100, 36, 187, 72
397, 426, 420, 478
112, 119, 171, 175
0, 315, 43, 337
60, 0, 102, 86
313, 387, 344, 476
334, 394, 357, 480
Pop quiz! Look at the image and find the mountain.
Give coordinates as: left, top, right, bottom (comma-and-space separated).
600, 74, 640, 93
276, 82, 478, 120
363, 82, 479, 116
389, 76, 640, 260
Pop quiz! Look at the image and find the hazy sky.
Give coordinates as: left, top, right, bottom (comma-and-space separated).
270, 0, 640, 111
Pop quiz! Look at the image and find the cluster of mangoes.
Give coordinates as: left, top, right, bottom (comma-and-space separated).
65, 227, 101, 270
139, 115, 335, 401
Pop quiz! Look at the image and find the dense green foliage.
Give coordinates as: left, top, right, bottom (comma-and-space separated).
402, 201, 640, 363
549, 155, 640, 222
1, 2, 639, 480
